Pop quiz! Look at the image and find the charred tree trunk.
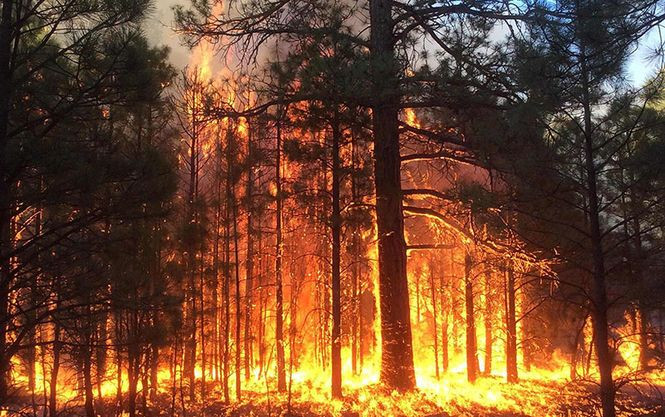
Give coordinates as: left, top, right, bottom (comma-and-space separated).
83, 314, 96, 417
96, 312, 108, 401
185, 78, 203, 403
115, 315, 123, 415
628, 195, 649, 371
505, 263, 518, 383
49, 307, 61, 417
441, 262, 449, 373
223, 157, 232, 403
0, 0, 14, 402
200, 244, 207, 401
127, 323, 139, 417
429, 262, 439, 379
484, 270, 492, 376
213, 155, 223, 384
580, 36, 616, 417
369, 0, 416, 391
275, 116, 287, 392
244, 120, 254, 381
331, 112, 343, 398
464, 252, 478, 383
232, 177, 242, 400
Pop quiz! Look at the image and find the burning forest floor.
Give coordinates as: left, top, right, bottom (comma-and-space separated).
13, 371, 664, 417
204, 376, 665, 417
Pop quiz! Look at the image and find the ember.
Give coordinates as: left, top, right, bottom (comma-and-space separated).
1, 1, 665, 417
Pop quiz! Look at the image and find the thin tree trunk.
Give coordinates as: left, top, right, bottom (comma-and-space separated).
579, 31, 616, 417
464, 252, 478, 383
430, 262, 439, 379
127, 331, 138, 417
0, 1, 13, 399
505, 263, 518, 383
244, 119, 254, 381
115, 316, 123, 416
484, 269, 492, 376
275, 116, 286, 392
49, 311, 61, 417
233, 177, 242, 400
199, 242, 207, 400
223, 163, 231, 403
331, 112, 343, 398
83, 315, 96, 417
441, 260, 449, 373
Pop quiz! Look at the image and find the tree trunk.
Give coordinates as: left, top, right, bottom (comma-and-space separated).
429, 262, 439, 379
83, 325, 96, 417
505, 263, 518, 383
351, 133, 361, 375
115, 317, 123, 415
185, 82, 200, 403
150, 344, 159, 403
232, 177, 242, 400
223, 161, 231, 403
580, 35, 616, 417
441, 262, 449, 373
484, 270, 492, 376
331, 112, 343, 398
0, 0, 14, 402
244, 119, 254, 381
275, 116, 287, 392
629, 197, 649, 371
369, 0, 416, 391
127, 347, 138, 417
49, 317, 61, 417
464, 252, 478, 383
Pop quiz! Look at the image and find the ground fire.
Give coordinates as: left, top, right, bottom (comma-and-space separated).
1, 1, 665, 417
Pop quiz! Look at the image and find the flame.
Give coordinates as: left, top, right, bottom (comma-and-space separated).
7, 24, 665, 417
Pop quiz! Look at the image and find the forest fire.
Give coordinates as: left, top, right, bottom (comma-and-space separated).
2, 0, 665, 417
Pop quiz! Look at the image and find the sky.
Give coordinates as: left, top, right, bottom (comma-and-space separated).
149, 0, 660, 87
148, 0, 190, 69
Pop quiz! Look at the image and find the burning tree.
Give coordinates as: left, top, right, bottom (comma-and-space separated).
1, 0, 665, 416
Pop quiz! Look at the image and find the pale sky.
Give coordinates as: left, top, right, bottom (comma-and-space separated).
148, 0, 190, 69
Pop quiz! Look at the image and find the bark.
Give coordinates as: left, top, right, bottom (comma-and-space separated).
150, 345, 159, 403
96, 312, 108, 401
629, 195, 649, 371
244, 119, 254, 381
115, 317, 123, 415
464, 252, 479, 383
505, 264, 518, 383
579, 32, 616, 417
200, 242, 206, 400
223, 158, 231, 403
484, 270, 492, 376
213, 158, 223, 383
83, 323, 96, 417
185, 104, 199, 402
429, 262, 439, 379
275, 116, 286, 392
0, 0, 14, 403
369, 0, 416, 391
441, 262, 449, 373
127, 346, 138, 417
351, 133, 361, 375
49, 316, 61, 417
232, 177, 242, 400
331, 112, 343, 398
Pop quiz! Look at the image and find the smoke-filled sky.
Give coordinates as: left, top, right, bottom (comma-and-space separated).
149, 0, 660, 86
148, 0, 190, 69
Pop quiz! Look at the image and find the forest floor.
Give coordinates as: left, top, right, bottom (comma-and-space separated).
7, 374, 665, 417
193, 376, 665, 417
